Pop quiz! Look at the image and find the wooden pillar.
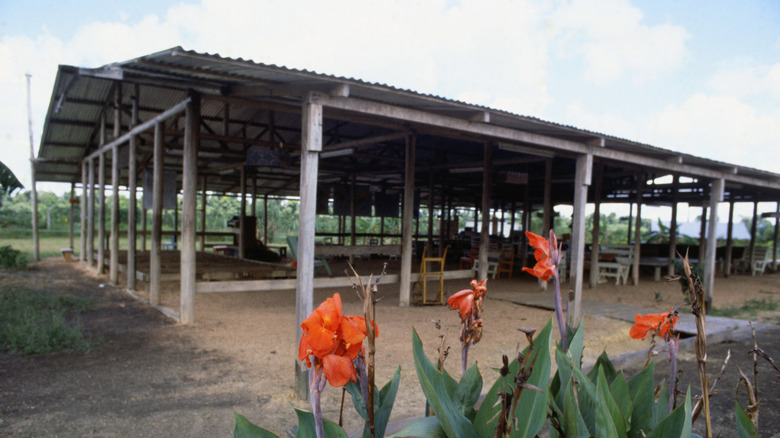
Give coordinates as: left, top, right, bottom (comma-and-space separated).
180, 93, 200, 324
200, 176, 207, 251
26, 74, 40, 262
69, 183, 75, 250
295, 92, 322, 399
263, 195, 268, 243
773, 202, 779, 271
399, 134, 416, 307
141, 188, 147, 252
127, 93, 138, 291
509, 201, 516, 235
427, 174, 434, 249
251, 174, 257, 217
150, 121, 164, 306
350, 173, 357, 264
632, 180, 643, 286
540, 158, 552, 290
699, 206, 708, 259
668, 175, 679, 276
87, 158, 95, 266
80, 163, 87, 261
703, 178, 723, 309
478, 143, 492, 280
239, 165, 246, 259
749, 201, 758, 267
626, 203, 633, 244
589, 163, 603, 288
725, 201, 734, 277
521, 187, 530, 272
110, 145, 120, 284
570, 153, 592, 326
97, 151, 106, 274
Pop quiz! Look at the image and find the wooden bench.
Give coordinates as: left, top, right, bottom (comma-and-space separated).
597, 244, 634, 285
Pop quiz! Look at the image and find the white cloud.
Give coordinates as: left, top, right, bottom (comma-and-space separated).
551, 0, 688, 84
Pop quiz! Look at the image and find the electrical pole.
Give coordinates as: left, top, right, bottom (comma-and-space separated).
26, 73, 40, 261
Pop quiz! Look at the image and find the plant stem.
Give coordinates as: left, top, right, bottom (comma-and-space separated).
462, 337, 472, 375
310, 366, 324, 438
668, 335, 678, 414
552, 272, 567, 352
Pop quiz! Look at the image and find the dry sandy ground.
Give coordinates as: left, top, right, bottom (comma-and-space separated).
1, 257, 778, 436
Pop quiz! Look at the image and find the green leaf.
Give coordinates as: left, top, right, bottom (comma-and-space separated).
646, 387, 691, 438
735, 400, 758, 438
567, 318, 585, 367
627, 362, 655, 438
412, 329, 478, 437
652, 387, 669, 427
571, 364, 617, 438
370, 366, 402, 438
596, 367, 626, 438
587, 350, 618, 384
473, 354, 522, 436
560, 375, 590, 437
511, 316, 553, 438
553, 346, 573, 410
293, 407, 348, 438
345, 381, 368, 420
455, 362, 483, 419
233, 412, 280, 438
610, 372, 633, 432
386, 416, 448, 438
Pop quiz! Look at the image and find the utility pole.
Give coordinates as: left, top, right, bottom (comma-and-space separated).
26, 73, 40, 261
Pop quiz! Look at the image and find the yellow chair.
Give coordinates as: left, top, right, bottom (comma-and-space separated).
417, 244, 450, 305
496, 247, 515, 278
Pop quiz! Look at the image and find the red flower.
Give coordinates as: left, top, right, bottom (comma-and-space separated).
629, 310, 678, 340
522, 231, 556, 281
448, 279, 487, 320
297, 293, 377, 387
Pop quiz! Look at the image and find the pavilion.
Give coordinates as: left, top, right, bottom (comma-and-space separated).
34, 47, 780, 394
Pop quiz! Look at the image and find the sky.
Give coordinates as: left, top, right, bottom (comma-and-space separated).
0, 0, 778, 224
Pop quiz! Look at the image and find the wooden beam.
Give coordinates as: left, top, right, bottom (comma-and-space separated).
703, 178, 723, 309
200, 176, 207, 251
110, 144, 120, 284
295, 92, 322, 400
570, 153, 592, 326
127, 92, 138, 291
724, 200, 735, 277
668, 175, 679, 276
478, 143, 492, 280
80, 162, 87, 262
632, 179, 643, 286
97, 150, 106, 274
180, 93, 200, 324
590, 162, 603, 288
87, 158, 95, 266
239, 165, 246, 259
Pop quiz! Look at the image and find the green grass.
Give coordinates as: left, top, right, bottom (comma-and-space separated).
0, 287, 95, 354
710, 298, 779, 319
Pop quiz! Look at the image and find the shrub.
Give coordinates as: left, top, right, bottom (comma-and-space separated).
0, 245, 27, 269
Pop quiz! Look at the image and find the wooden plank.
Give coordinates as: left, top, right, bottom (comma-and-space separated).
399, 134, 415, 307
87, 158, 95, 266
97, 149, 106, 274
704, 178, 724, 308
589, 163, 603, 288
478, 143, 491, 280
150, 121, 164, 306
127, 92, 138, 291
180, 93, 200, 324
570, 153, 591, 326
632, 179, 643, 286
110, 144, 120, 284
295, 92, 321, 399
668, 175, 679, 276
239, 165, 246, 259
80, 163, 87, 262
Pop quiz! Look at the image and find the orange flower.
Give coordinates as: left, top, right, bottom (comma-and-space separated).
522, 231, 556, 281
629, 310, 678, 340
448, 279, 487, 320
298, 293, 377, 387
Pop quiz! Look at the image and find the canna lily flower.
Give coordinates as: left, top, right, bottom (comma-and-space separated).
629, 310, 678, 340
298, 293, 377, 387
447, 279, 487, 320
522, 231, 557, 281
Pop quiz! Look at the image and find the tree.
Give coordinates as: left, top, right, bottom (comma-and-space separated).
0, 160, 23, 207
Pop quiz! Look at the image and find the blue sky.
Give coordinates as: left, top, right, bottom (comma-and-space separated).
1, 0, 778, 221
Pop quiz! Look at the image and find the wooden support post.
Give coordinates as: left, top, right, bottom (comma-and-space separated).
399, 134, 416, 307
200, 175, 207, 251
773, 202, 779, 271
668, 175, 679, 276
127, 93, 138, 291
749, 201, 758, 267
141, 188, 147, 252
80, 163, 87, 261
570, 153, 592, 327
703, 178, 723, 309
540, 159, 552, 290
252, 174, 257, 217
699, 206, 708, 259
589, 163, 603, 288
26, 74, 40, 262
632, 180, 643, 286
69, 183, 75, 250
349, 173, 356, 264
150, 121, 164, 306
295, 92, 322, 400
427, 173, 434, 249
626, 203, 633, 244
87, 159, 95, 265
180, 93, 200, 324
263, 195, 268, 243
521, 186, 530, 272
239, 165, 246, 259
725, 201, 734, 277
110, 145, 120, 284
478, 143, 492, 280
97, 151, 106, 274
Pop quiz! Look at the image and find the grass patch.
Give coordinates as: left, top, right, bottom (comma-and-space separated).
710, 298, 779, 319
0, 287, 95, 354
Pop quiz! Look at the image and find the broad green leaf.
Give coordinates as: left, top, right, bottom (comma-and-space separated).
597, 367, 626, 438
386, 416, 448, 438
455, 361, 483, 419
560, 375, 590, 437
646, 387, 691, 438
587, 350, 618, 384
652, 387, 670, 427
567, 318, 585, 367
572, 364, 617, 438
511, 316, 553, 438
735, 400, 758, 438
412, 329, 478, 438
233, 412, 280, 438
293, 407, 348, 438
627, 362, 655, 438
345, 366, 402, 438
345, 381, 368, 419
610, 372, 633, 432
554, 347, 573, 410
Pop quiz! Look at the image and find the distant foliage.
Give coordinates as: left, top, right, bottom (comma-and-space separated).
0, 245, 27, 269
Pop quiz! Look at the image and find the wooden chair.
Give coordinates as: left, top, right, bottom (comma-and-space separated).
751, 246, 771, 276
472, 250, 500, 280
496, 247, 515, 278
459, 244, 480, 269
287, 236, 333, 277
417, 245, 450, 305
597, 244, 633, 285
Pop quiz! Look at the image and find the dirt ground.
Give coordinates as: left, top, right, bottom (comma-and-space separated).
1, 257, 779, 437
